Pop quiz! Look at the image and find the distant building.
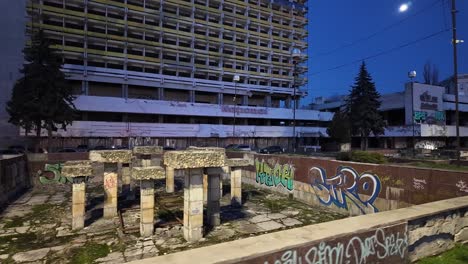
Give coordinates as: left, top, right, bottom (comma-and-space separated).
311, 81, 468, 149
5, 0, 332, 149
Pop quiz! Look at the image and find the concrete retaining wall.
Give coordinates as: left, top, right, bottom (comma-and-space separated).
0, 154, 31, 210
130, 196, 468, 264
236, 153, 468, 216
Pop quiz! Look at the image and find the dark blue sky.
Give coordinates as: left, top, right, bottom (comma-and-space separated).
305, 0, 468, 103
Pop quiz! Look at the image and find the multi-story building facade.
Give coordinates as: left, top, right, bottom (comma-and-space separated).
19, 0, 331, 148
311, 81, 468, 150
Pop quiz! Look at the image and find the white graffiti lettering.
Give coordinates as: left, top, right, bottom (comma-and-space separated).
456, 180, 468, 193
263, 228, 408, 264
413, 178, 426, 190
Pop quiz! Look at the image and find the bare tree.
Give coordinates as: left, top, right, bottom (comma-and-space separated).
423, 61, 439, 85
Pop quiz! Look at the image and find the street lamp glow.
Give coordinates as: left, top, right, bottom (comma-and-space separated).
399, 3, 409, 13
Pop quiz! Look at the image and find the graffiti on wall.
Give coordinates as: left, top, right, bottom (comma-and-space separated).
308, 166, 381, 214
413, 178, 426, 190
456, 180, 468, 193
37, 163, 73, 184
255, 159, 294, 191
244, 223, 408, 264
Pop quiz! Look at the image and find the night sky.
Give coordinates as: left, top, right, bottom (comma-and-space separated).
305, 0, 468, 104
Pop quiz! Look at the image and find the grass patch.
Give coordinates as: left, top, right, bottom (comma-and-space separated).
417, 244, 468, 264
408, 162, 468, 172
3, 216, 26, 228
70, 243, 110, 264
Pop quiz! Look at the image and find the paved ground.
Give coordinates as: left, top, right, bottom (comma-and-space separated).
0, 176, 346, 263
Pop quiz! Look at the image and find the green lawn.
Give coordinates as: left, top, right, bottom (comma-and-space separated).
407, 162, 468, 172
417, 244, 468, 264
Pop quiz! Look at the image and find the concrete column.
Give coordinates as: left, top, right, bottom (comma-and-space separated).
265, 94, 272, 107
166, 166, 175, 193
122, 164, 131, 198
218, 93, 223, 105
242, 95, 249, 106
140, 180, 155, 237
207, 174, 221, 226
231, 168, 242, 207
183, 168, 204, 242
72, 177, 86, 230
203, 173, 208, 204
221, 166, 230, 198
285, 96, 292, 109
103, 163, 118, 218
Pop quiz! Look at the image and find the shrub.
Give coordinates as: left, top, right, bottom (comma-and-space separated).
336, 151, 387, 164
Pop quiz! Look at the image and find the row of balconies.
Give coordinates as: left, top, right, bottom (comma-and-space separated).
34, 1, 307, 43
41, 0, 307, 25
38, 24, 307, 75
62, 54, 298, 87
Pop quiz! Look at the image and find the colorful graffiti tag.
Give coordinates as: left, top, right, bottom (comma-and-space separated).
308, 166, 381, 214
255, 159, 294, 191
37, 163, 73, 184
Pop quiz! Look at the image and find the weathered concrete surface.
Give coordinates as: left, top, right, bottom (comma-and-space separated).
130, 196, 468, 264
166, 167, 175, 193
62, 161, 93, 177
207, 174, 221, 226
140, 180, 155, 237
103, 163, 118, 218
164, 150, 226, 169
133, 146, 163, 155
89, 150, 132, 163
132, 166, 165, 180
72, 180, 86, 230
183, 169, 204, 242
231, 168, 242, 207
226, 158, 250, 168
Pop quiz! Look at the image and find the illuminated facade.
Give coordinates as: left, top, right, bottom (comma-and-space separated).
23, 0, 331, 147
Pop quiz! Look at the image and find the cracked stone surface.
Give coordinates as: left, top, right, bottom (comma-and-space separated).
0, 173, 346, 263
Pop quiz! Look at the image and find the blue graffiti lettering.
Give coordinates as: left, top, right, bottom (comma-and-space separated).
309, 166, 381, 214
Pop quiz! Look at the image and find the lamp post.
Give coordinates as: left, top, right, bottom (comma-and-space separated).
233, 74, 240, 138
451, 0, 460, 162
291, 48, 302, 153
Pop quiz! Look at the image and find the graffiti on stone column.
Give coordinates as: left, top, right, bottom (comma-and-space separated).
255, 159, 294, 191
308, 166, 381, 214
38, 163, 73, 184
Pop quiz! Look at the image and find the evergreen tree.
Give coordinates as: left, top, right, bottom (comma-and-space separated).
344, 62, 385, 150
6, 30, 76, 150
327, 110, 351, 144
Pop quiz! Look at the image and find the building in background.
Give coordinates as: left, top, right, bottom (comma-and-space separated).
20, 0, 330, 149
311, 80, 468, 149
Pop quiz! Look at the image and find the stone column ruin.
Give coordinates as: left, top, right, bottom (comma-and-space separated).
61, 160, 94, 230
132, 166, 166, 237
164, 147, 226, 242
90, 150, 132, 218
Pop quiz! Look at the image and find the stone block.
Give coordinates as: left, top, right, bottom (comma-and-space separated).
166, 167, 175, 193
131, 166, 165, 180
62, 162, 93, 178
164, 150, 226, 169
89, 150, 132, 163
133, 146, 163, 155
226, 158, 251, 167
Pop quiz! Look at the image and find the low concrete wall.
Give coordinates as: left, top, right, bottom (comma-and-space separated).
0, 154, 31, 210
237, 153, 468, 216
27, 152, 89, 185
130, 196, 468, 264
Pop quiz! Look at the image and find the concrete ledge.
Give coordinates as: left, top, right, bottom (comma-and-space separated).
131, 166, 166, 180
133, 146, 163, 155
164, 150, 226, 169
89, 150, 132, 163
226, 158, 250, 168
187, 147, 225, 153
129, 196, 468, 264
62, 162, 93, 178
